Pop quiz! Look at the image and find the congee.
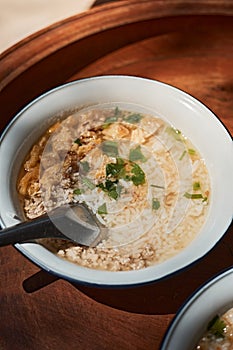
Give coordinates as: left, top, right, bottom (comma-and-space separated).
17, 105, 210, 271
195, 307, 233, 349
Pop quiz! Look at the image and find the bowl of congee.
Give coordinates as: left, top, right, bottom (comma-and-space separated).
160, 267, 233, 350
0, 76, 232, 286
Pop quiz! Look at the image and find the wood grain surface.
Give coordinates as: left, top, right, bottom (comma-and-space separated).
0, 1, 233, 349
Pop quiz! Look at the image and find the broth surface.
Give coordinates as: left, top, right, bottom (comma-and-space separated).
18, 106, 210, 271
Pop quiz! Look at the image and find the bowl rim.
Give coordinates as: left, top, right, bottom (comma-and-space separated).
1, 75, 233, 142
0, 75, 233, 287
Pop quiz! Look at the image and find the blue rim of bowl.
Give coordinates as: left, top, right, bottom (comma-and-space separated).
12, 239, 231, 289
0, 75, 232, 287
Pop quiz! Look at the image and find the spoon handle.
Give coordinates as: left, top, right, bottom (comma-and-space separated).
0, 214, 65, 247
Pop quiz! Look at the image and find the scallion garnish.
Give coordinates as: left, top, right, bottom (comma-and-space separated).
152, 199, 160, 210
193, 182, 201, 191
106, 158, 125, 179
184, 192, 204, 199
166, 126, 183, 141
130, 163, 145, 186
97, 203, 107, 215
188, 148, 196, 155
97, 157, 146, 201
108, 189, 119, 200
102, 107, 121, 128
207, 315, 226, 338
73, 188, 82, 195
102, 115, 118, 127
97, 179, 119, 200
74, 138, 82, 145
129, 145, 147, 162
151, 184, 165, 189
80, 161, 90, 174
123, 113, 142, 124
82, 177, 95, 190
101, 141, 119, 157
179, 150, 186, 160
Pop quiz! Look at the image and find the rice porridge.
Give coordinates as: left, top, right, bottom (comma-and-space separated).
195, 308, 233, 349
17, 105, 210, 271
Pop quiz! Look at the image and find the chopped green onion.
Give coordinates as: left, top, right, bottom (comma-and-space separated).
184, 192, 204, 199
123, 113, 142, 124
193, 182, 201, 191
152, 199, 160, 210
97, 203, 107, 215
108, 189, 119, 200
105, 180, 118, 199
107, 181, 123, 200
131, 163, 145, 186
123, 175, 132, 182
129, 145, 147, 162
102, 107, 121, 128
97, 179, 120, 200
97, 183, 105, 191
80, 161, 90, 174
82, 177, 95, 190
74, 138, 82, 145
98, 158, 146, 200
188, 148, 196, 155
166, 126, 183, 141
101, 141, 119, 157
179, 150, 186, 160
73, 188, 82, 195
103, 115, 118, 126
105, 179, 116, 191
151, 184, 165, 189
207, 315, 226, 338
116, 183, 123, 197
106, 158, 125, 178
114, 106, 120, 117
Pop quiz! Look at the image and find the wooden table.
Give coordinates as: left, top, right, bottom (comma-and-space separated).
0, 1, 233, 349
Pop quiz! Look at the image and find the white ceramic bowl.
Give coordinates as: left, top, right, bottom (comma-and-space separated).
160, 266, 233, 349
0, 75, 232, 286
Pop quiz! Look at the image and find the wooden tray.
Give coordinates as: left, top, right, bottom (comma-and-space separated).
0, 1, 233, 349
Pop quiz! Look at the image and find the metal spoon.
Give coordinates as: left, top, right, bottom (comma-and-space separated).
0, 203, 108, 247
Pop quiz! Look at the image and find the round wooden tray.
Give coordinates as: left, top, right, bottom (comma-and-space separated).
0, 1, 233, 349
